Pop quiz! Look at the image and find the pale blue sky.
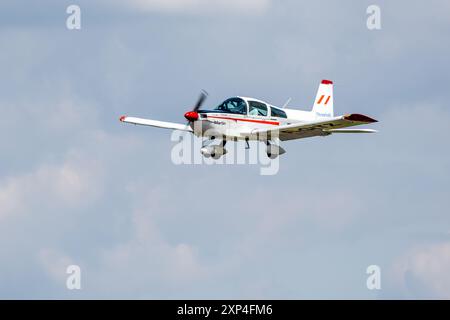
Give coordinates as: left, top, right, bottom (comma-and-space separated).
1, 0, 450, 299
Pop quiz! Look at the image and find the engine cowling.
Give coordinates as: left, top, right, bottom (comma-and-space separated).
200, 145, 227, 159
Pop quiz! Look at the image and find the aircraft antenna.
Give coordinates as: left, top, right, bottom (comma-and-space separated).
281, 97, 291, 108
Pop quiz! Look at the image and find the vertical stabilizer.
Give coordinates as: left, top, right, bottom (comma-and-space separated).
312, 79, 333, 118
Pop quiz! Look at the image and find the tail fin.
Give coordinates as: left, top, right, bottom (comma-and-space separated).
312, 79, 333, 118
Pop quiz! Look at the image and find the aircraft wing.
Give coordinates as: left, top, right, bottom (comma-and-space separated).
250, 114, 377, 141
119, 116, 193, 132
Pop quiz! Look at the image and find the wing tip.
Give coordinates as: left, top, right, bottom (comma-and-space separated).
119, 115, 126, 122
344, 114, 378, 123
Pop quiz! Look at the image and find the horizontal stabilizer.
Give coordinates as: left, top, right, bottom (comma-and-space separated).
323, 128, 378, 133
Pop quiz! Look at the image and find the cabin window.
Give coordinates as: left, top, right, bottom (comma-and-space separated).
270, 106, 287, 118
214, 98, 247, 115
248, 101, 268, 116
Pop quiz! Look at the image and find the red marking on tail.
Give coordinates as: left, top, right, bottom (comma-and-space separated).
317, 95, 325, 104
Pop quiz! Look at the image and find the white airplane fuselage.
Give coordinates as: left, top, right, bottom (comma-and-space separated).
192, 96, 316, 141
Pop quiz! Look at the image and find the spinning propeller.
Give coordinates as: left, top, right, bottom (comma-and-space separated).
184, 90, 208, 122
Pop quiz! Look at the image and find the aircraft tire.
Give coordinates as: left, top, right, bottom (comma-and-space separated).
267, 152, 278, 159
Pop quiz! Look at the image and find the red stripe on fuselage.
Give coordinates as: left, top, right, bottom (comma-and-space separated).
206, 115, 279, 125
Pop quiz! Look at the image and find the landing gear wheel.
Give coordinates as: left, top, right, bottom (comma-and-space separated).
267, 152, 278, 159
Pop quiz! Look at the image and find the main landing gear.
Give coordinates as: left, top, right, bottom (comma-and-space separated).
200, 137, 286, 160
265, 140, 286, 159
200, 136, 227, 159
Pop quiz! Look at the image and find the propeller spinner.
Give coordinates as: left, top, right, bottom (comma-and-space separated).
184, 90, 208, 122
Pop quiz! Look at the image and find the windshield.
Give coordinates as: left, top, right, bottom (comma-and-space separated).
214, 98, 247, 115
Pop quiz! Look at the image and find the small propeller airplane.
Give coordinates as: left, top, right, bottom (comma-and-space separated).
119, 80, 378, 159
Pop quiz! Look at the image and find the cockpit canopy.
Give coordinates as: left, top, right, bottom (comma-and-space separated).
214, 97, 247, 115
248, 100, 268, 116
212, 97, 287, 118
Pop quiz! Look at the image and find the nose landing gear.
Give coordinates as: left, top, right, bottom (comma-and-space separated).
200, 137, 227, 159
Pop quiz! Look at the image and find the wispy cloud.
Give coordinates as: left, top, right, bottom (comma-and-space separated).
387, 242, 450, 299
122, 0, 271, 15
0, 152, 103, 221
